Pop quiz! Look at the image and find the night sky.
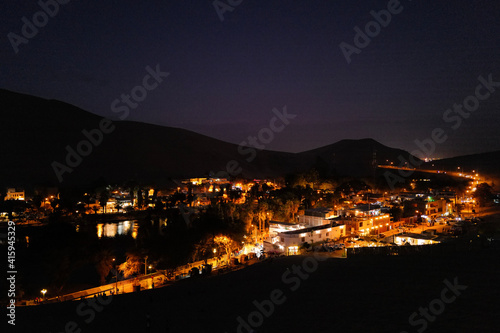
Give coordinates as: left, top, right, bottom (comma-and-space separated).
1, 0, 500, 158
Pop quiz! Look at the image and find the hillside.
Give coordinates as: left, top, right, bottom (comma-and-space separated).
298, 138, 420, 178
0, 89, 297, 187
425, 151, 500, 184
1, 89, 423, 187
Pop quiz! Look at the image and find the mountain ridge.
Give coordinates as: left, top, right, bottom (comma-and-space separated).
2, 89, 497, 188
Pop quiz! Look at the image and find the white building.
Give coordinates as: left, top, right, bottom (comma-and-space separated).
268, 221, 306, 238
271, 223, 346, 255
298, 208, 338, 226
394, 233, 439, 246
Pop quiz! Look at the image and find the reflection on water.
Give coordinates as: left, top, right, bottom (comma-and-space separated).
97, 220, 138, 239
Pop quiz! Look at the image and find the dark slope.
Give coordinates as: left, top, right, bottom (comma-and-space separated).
0, 89, 297, 186
1, 89, 425, 187
16, 246, 500, 333
426, 151, 500, 183
298, 138, 421, 178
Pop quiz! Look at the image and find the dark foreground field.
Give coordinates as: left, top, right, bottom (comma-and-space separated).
14, 241, 500, 333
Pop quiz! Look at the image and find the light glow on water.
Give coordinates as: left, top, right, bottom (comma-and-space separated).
96, 221, 137, 239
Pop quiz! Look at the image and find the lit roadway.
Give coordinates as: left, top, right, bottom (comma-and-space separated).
377, 165, 481, 182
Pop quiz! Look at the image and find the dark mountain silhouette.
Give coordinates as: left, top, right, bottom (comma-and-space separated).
0, 89, 438, 188
425, 151, 500, 184
1, 89, 297, 187
298, 138, 420, 178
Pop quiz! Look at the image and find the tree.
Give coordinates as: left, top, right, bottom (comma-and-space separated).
249, 183, 260, 198
99, 190, 109, 214
229, 189, 242, 202
137, 189, 143, 209
304, 169, 320, 189
118, 253, 143, 278
32, 194, 43, 210
261, 183, 273, 193
214, 235, 238, 262
76, 202, 87, 215
299, 241, 311, 254
114, 202, 123, 213
473, 183, 494, 207
389, 205, 403, 222
95, 249, 115, 284
50, 198, 60, 211
402, 200, 425, 218
192, 236, 213, 264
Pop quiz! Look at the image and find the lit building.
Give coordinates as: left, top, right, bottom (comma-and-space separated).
104, 198, 133, 213
270, 223, 346, 256
187, 178, 207, 185
424, 198, 449, 219
347, 204, 382, 217
268, 221, 306, 238
394, 233, 440, 246
4, 188, 25, 201
298, 208, 338, 226
341, 214, 392, 236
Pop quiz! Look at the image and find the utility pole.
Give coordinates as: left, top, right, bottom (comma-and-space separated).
261, 214, 264, 243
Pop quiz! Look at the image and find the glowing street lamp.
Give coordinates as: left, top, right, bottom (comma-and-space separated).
41, 289, 47, 300
112, 258, 118, 294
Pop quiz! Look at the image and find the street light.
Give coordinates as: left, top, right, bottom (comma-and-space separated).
41, 289, 47, 300
112, 258, 117, 295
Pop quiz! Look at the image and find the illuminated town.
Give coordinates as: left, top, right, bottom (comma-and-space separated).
2, 1, 500, 332
2, 167, 497, 303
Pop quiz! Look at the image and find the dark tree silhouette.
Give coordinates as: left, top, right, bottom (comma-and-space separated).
99, 190, 109, 213
473, 183, 494, 207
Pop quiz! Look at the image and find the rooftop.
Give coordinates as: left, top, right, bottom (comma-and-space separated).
269, 221, 299, 226
395, 233, 437, 241
281, 223, 344, 235
303, 208, 336, 218
350, 204, 381, 212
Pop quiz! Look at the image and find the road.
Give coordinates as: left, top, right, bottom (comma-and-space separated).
378, 165, 481, 181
